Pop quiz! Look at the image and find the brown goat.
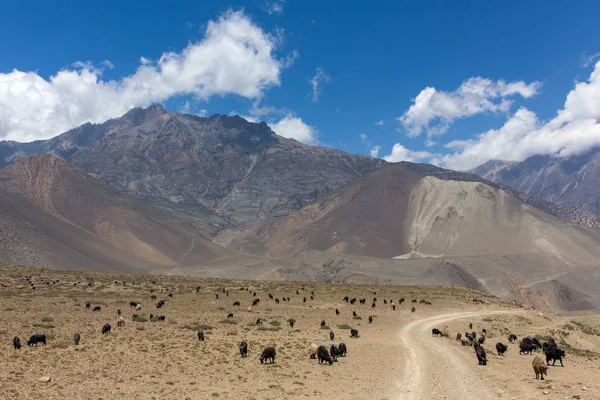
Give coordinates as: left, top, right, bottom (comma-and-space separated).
532, 356, 548, 380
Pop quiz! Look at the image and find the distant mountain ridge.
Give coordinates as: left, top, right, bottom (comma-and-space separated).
1, 105, 598, 229
471, 149, 600, 217
1, 107, 600, 310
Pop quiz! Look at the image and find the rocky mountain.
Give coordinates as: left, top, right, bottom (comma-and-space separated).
225, 163, 600, 310
0, 105, 385, 226
2, 105, 600, 310
0, 154, 234, 272
471, 149, 600, 217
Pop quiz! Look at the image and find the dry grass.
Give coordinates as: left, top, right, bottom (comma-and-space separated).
0, 263, 566, 400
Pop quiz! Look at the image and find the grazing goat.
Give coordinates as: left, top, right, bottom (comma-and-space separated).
317, 345, 334, 365
545, 346, 565, 367
73, 332, 81, 345
129, 302, 137, 308
330, 331, 335, 340
102, 323, 111, 334
197, 331, 205, 341
496, 342, 507, 356
476, 346, 487, 366
368, 316, 373, 324
240, 341, 248, 357
320, 320, 326, 328
335, 309, 340, 315
259, 347, 276, 364
117, 316, 125, 327
27, 334, 46, 346
432, 328, 442, 337
350, 329, 359, 338
309, 343, 318, 359
508, 333, 517, 342
519, 340, 535, 355
93, 306, 101, 312
85, 303, 91, 309
13, 337, 21, 349
256, 318, 263, 326
532, 356, 548, 380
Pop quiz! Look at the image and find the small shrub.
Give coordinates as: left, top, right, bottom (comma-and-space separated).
32, 323, 55, 329
337, 324, 352, 330
269, 321, 281, 327
320, 325, 330, 330
257, 326, 281, 332
132, 315, 148, 323
219, 319, 237, 325
226, 330, 238, 336
41, 316, 54, 323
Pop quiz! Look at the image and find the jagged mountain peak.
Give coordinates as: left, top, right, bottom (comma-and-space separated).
121, 103, 167, 124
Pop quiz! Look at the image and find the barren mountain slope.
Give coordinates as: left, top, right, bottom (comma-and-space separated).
229, 164, 600, 310
251, 164, 600, 262
0, 155, 234, 270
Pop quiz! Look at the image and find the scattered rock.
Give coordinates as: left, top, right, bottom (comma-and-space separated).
38, 376, 51, 383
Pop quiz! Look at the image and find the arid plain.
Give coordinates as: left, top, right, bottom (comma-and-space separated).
1, 265, 599, 400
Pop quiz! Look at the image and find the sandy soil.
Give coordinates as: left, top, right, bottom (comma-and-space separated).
1, 265, 599, 399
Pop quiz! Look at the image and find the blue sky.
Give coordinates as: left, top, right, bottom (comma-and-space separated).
2, 1, 600, 170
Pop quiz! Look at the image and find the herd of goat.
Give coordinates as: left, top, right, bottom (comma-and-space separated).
11, 283, 436, 367
436, 321, 566, 380
9, 277, 568, 382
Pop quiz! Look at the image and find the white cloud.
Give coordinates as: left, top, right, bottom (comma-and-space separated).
0, 10, 284, 142
370, 146, 380, 158
198, 109, 208, 117
269, 115, 317, 144
383, 143, 435, 163
398, 77, 541, 137
309, 67, 330, 103
374, 120, 384, 126
264, 0, 285, 15
439, 61, 600, 170
359, 133, 368, 142
582, 51, 600, 68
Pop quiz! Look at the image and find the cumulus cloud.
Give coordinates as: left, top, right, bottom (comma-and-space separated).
383, 143, 435, 163
0, 10, 284, 142
398, 77, 541, 137
310, 67, 330, 103
370, 146, 380, 158
438, 61, 600, 170
374, 120, 384, 126
269, 115, 317, 144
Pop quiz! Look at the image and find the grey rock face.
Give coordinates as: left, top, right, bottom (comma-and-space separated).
0, 105, 385, 225
471, 150, 600, 220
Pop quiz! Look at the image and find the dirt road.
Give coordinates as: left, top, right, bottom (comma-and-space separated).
395, 310, 515, 400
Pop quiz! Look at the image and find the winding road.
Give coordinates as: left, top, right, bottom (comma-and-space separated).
395, 310, 517, 400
